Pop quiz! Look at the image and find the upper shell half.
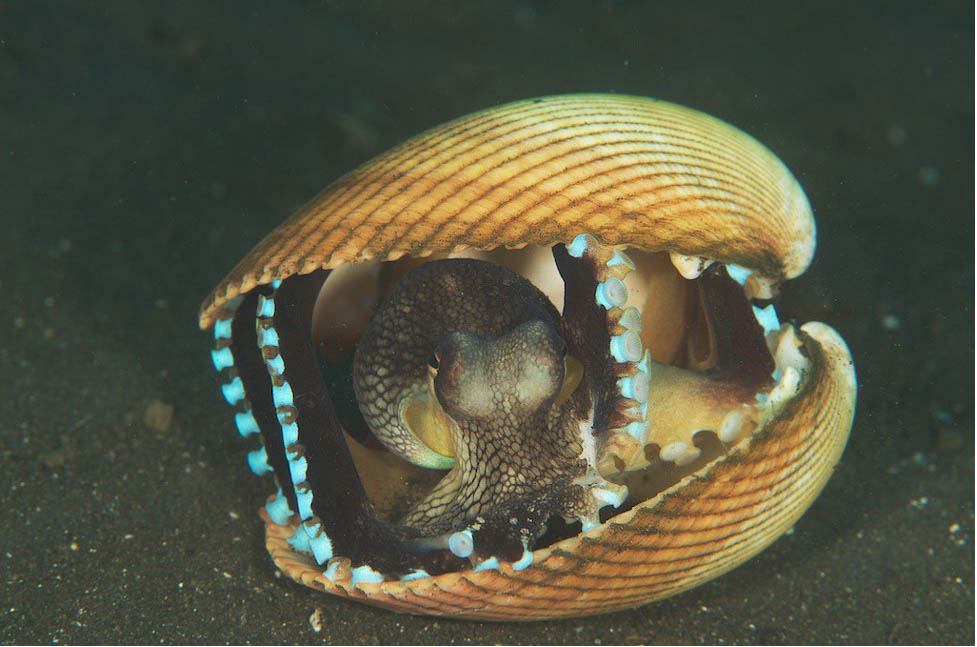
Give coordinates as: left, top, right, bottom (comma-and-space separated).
201, 94, 856, 620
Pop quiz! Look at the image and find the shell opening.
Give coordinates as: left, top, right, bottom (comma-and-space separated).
207, 236, 828, 587
307, 241, 811, 546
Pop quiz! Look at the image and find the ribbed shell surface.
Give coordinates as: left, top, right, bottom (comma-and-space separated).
202, 94, 854, 620
263, 322, 854, 620
199, 94, 814, 329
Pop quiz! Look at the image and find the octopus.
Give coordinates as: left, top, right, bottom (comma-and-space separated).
352, 256, 625, 560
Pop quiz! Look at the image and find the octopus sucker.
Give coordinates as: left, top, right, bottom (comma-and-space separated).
202, 94, 855, 619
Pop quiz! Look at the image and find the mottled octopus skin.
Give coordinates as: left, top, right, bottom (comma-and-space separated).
352, 258, 564, 473
353, 259, 603, 536
200, 94, 855, 620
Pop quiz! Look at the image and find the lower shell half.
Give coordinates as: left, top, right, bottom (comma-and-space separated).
200, 94, 856, 620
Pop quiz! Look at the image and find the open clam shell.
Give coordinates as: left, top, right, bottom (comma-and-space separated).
200, 94, 855, 620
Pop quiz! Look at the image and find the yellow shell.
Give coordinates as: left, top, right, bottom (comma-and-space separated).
200, 94, 855, 620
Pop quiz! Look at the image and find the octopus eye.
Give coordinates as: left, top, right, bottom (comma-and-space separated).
428, 351, 440, 371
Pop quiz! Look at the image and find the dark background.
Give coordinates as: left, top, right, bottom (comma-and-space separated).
1, 1, 972, 644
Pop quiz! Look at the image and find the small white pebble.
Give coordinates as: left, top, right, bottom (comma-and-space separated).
309, 607, 325, 633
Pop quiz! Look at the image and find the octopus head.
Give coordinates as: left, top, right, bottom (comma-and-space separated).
433, 320, 567, 424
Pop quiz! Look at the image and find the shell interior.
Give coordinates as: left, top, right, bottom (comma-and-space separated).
209, 236, 815, 583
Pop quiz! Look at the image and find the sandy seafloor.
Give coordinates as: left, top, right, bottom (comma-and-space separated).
1, 1, 973, 644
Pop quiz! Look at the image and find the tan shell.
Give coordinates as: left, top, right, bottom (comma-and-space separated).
200, 94, 854, 620
200, 94, 814, 329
